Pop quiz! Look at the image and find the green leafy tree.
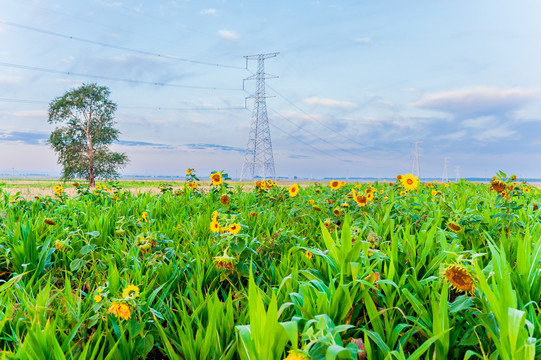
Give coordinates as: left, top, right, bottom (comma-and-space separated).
48, 83, 128, 187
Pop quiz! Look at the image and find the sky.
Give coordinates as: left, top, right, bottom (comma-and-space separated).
1, 0, 541, 179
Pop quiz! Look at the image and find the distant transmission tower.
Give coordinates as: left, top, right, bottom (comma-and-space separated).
455, 166, 460, 182
240, 52, 279, 180
411, 141, 422, 179
442, 157, 449, 183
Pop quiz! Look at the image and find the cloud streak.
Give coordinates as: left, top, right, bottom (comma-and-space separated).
116, 140, 176, 149
200, 8, 217, 15
413, 87, 539, 118
218, 29, 240, 41
303, 97, 357, 109
185, 143, 244, 152
0, 130, 48, 145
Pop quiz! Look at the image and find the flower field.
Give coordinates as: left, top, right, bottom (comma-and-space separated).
0, 170, 540, 359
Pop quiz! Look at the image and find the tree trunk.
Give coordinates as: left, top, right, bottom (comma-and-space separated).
87, 103, 95, 187
89, 163, 95, 187
87, 132, 95, 187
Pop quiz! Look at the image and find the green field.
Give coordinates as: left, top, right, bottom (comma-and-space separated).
0, 171, 539, 359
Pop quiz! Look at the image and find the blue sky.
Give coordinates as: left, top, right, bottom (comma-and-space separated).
1, 0, 541, 179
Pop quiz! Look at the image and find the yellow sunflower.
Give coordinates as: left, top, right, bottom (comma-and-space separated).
284, 350, 309, 360
329, 180, 340, 191
122, 285, 140, 299
351, 189, 368, 207
288, 184, 300, 197
228, 223, 241, 235
210, 220, 221, 233
210, 172, 223, 186
107, 301, 132, 320
400, 174, 418, 191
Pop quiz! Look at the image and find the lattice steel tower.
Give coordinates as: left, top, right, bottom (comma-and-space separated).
240, 52, 279, 180
411, 140, 422, 179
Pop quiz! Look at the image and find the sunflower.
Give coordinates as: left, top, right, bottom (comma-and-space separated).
122, 285, 140, 299
186, 168, 192, 176
351, 189, 368, 207
214, 250, 236, 271
333, 208, 342, 217
107, 301, 132, 320
431, 190, 438, 196
187, 181, 198, 189
448, 222, 461, 232
305, 251, 313, 260
288, 184, 300, 197
210, 220, 221, 233
54, 239, 67, 252
53, 184, 64, 197
284, 350, 309, 360
220, 194, 230, 205
323, 219, 332, 228
329, 180, 340, 191
228, 223, 241, 235
400, 174, 418, 191
366, 192, 374, 202
94, 294, 103, 303
444, 264, 475, 292
396, 174, 403, 181
210, 172, 223, 186
490, 179, 506, 193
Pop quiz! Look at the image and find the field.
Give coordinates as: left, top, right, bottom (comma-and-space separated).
0, 171, 539, 359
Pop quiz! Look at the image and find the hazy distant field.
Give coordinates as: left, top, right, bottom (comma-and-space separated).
0, 179, 312, 199
1, 178, 538, 200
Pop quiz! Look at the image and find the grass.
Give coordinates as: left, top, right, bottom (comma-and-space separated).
0, 171, 539, 359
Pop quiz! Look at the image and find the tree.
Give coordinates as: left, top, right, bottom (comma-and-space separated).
48, 83, 128, 187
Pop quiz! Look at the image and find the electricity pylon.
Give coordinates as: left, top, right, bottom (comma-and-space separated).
411, 140, 422, 179
442, 157, 449, 183
240, 52, 279, 180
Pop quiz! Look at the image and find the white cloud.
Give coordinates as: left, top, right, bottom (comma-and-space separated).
303, 97, 357, 109
218, 29, 240, 41
413, 87, 539, 118
355, 37, 372, 44
474, 125, 515, 142
200, 8, 217, 15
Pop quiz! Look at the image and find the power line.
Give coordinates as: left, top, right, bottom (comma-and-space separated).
0, 20, 244, 70
267, 115, 364, 168
267, 106, 367, 164
0, 97, 244, 111
265, 83, 378, 151
0, 61, 240, 91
